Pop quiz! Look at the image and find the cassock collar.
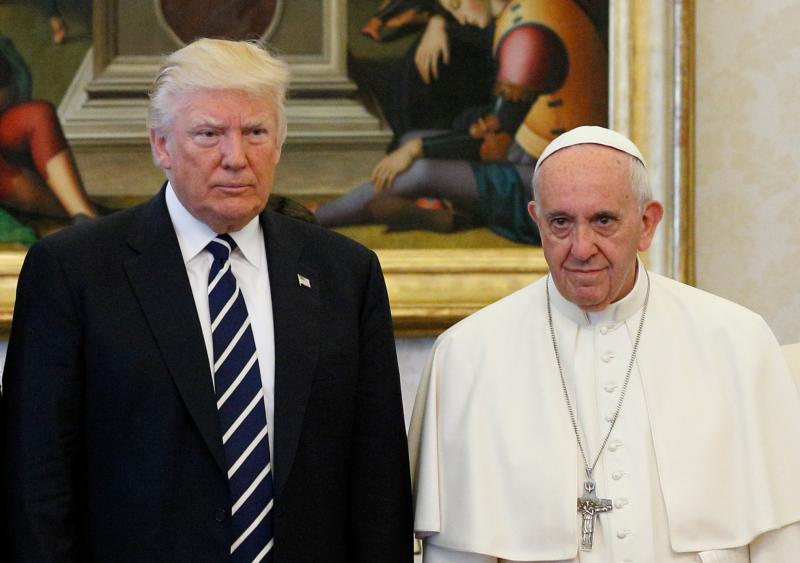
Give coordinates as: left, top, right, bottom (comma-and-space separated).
548, 259, 647, 327
165, 182, 263, 268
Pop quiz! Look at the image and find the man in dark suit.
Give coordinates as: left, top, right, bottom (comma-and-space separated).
1, 38, 412, 562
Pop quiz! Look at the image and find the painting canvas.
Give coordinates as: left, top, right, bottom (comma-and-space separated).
0, 0, 694, 334
0, 0, 94, 247
330, 0, 608, 250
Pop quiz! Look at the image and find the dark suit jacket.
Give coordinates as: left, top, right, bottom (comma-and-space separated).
1, 190, 412, 562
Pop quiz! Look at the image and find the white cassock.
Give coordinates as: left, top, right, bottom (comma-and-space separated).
409, 261, 800, 562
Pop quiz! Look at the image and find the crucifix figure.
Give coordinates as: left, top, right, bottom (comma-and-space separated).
577, 478, 612, 551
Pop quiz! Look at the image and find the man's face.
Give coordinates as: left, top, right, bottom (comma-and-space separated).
529, 144, 663, 312
150, 89, 282, 233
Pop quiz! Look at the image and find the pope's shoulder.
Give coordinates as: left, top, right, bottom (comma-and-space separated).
648, 270, 767, 327
434, 277, 547, 351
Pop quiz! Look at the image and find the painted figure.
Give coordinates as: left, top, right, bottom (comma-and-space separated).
39, 0, 68, 44
316, 0, 607, 244
357, 0, 496, 149
0, 37, 97, 223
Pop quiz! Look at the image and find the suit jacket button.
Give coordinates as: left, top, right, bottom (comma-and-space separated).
214, 508, 227, 523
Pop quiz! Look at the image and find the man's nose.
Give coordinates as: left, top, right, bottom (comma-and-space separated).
570, 224, 597, 261
220, 132, 247, 169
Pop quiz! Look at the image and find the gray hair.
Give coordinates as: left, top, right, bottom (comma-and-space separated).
148, 38, 290, 144
531, 150, 652, 211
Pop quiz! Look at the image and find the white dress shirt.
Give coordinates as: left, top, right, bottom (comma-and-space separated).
165, 184, 276, 458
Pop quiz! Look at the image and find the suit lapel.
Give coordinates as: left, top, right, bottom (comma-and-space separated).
262, 212, 320, 497
123, 191, 227, 472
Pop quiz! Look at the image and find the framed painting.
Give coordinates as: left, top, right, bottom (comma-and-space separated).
0, 0, 694, 336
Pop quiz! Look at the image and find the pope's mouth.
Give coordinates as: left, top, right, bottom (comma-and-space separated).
215, 184, 252, 191
566, 268, 604, 275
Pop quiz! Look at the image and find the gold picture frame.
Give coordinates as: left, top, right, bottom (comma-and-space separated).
0, 0, 694, 337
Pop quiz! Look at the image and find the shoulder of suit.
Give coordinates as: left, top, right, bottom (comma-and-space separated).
33, 202, 143, 255
263, 209, 375, 259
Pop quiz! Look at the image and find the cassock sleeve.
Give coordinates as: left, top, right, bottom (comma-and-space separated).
422, 542, 498, 562
408, 341, 443, 537
748, 521, 800, 562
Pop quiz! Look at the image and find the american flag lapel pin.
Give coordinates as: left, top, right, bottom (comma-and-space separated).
297, 274, 311, 288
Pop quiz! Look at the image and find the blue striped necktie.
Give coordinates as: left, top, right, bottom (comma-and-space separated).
207, 234, 274, 563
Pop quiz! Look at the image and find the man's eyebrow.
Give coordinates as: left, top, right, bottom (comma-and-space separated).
544, 209, 570, 220
188, 116, 224, 129
241, 115, 272, 129
591, 210, 620, 220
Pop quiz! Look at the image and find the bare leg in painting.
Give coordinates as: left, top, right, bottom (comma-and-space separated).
0, 101, 97, 220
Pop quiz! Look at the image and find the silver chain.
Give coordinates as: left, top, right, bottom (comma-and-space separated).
545, 268, 650, 477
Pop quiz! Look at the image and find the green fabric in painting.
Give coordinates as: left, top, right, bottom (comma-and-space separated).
472, 163, 540, 245
0, 207, 36, 245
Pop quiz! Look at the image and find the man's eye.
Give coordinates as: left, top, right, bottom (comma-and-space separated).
551, 218, 569, 228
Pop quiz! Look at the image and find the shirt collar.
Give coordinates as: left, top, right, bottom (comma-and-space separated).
548, 259, 648, 326
165, 182, 263, 268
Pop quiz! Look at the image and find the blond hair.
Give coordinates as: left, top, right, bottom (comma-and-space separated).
148, 38, 290, 144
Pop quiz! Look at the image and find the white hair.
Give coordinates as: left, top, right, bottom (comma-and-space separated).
148, 38, 290, 144
531, 149, 652, 211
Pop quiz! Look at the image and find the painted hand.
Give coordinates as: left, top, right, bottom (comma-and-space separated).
415, 16, 449, 84
371, 139, 423, 192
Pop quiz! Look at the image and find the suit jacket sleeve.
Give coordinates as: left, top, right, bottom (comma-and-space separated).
348, 252, 413, 561
2, 240, 84, 562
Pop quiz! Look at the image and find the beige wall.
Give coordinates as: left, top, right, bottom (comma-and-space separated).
695, 1, 800, 344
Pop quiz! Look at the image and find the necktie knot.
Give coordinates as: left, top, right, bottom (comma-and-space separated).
207, 234, 237, 262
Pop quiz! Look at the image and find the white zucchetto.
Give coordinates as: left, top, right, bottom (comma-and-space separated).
534, 125, 647, 173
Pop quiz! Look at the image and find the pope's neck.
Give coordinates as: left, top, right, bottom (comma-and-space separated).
549, 261, 648, 326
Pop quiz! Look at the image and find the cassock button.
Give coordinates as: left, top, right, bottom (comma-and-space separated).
604, 383, 617, 393
608, 440, 623, 452
605, 412, 616, 423
600, 325, 609, 335
214, 508, 227, 522
616, 529, 631, 539
602, 351, 616, 363
612, 471, 624, 480
614, 498, 628, 509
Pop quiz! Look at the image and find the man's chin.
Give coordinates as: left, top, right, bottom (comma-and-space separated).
565, 285, 610, 312
198, 207, 263, 233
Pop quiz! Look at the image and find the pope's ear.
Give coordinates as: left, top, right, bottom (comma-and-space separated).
637, 200, 664, 252
149, 129, 172, 170
528, 200, 539, 225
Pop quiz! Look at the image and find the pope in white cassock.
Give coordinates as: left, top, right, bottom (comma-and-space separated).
408, 126, 800, 562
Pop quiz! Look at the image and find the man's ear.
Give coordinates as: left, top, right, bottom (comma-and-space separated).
528, 200, 539, 226
637, 200, 664, 252
149, 129, 172, 170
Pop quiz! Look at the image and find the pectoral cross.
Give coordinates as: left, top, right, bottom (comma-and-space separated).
577, 476, 612, 551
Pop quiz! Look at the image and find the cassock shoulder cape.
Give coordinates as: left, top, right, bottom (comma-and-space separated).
409, 271, 800, 560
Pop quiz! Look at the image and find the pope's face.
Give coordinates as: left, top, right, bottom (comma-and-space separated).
529, 144, 663, 312
150, 89, 282, 233
438, 0, 494, 28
